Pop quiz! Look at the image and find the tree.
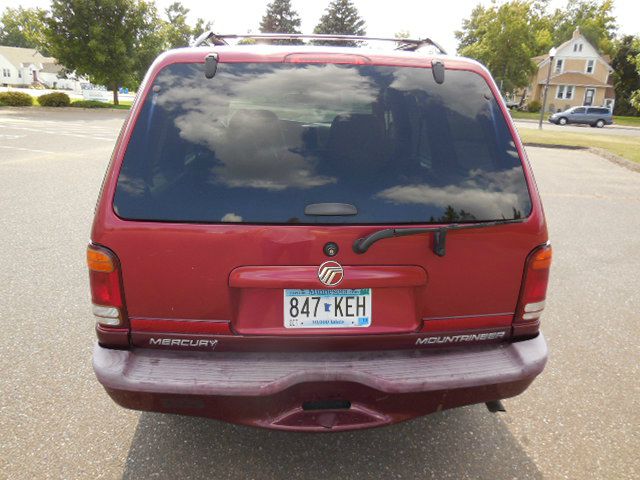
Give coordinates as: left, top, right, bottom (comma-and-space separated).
0, 7, 48, 53
548, 0, 617, 55
163, 2, 191, 48
46, 0, 161, 105
456, 1, 539, 93
611, 36, 640, 115
456, 5, 489, 52
313, 0, 366, 46
162, 2, 211, 48
192, 17, 213, 40
259, 0, 302, 44
631, 44, 640, 113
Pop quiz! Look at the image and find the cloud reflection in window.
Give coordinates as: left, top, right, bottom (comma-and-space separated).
375, 167, 529, 220
149, 64, 380, 191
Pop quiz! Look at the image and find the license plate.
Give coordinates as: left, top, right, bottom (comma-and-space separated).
284, 289, 372, 328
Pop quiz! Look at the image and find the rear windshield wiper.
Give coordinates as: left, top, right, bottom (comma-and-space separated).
353, 220, 521, 257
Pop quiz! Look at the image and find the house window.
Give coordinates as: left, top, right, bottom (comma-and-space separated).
2, 68, 10, 78
18, 70, 22, 78
579, 44, 583, 52
554, 59, 563, 73
586, 59, 595, 74
556, 85, 575, 100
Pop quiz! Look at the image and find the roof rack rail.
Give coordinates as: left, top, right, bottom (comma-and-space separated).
191, 31, 447, 55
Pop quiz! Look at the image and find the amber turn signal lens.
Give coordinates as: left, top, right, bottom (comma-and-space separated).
530, 245, 552, 270
87, 247, 115, 273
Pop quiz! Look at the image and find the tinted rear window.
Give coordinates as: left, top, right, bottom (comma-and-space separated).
587, 108, 610, 115
114, 62, 531, 224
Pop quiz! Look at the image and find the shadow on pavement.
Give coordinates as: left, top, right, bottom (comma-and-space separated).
122, 406, 541, 479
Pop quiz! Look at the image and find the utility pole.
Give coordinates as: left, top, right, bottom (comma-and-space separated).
539, 47, 557, 130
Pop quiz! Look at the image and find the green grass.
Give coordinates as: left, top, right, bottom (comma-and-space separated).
111, 99, 132, 109
71, 100, 111, 108
71, 99, 131, 109
520, 128, 640, 163
613, 115, 640, 127
510, 109, 640, 127
510, 110, 541, 120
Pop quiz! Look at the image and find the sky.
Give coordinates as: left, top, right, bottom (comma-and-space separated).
2, 0, 639, 54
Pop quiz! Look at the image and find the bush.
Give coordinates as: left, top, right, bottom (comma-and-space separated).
0, 91, 33, 106
37, 92, 71, 107
527, 100, 541, 113
71, 100, 111, 108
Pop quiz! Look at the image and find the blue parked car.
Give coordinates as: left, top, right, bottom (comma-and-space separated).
549, 106, 613, 128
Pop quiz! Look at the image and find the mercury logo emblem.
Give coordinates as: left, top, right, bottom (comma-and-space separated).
318, 261, 344, 286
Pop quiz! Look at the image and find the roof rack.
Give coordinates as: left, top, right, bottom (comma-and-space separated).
191, 31, 447, 55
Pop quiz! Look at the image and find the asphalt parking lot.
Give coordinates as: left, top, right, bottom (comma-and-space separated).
1, 108, 638, 479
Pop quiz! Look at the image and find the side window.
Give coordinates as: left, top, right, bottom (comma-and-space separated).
586, 60, 595, 74
554, 59, 563, 73
556, 85, 574, 100
573, 108, 586, 114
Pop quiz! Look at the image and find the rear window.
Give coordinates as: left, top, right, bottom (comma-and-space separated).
587, 108, 610, 115
114, 62, 532, 224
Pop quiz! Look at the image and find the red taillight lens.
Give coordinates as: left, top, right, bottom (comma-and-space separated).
513, 243, 552, 339
87, 245, 126, 328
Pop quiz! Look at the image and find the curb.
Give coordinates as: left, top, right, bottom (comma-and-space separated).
524, 142, 640, 174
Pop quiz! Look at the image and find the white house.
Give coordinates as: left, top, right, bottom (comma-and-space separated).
0, 45, 86, 90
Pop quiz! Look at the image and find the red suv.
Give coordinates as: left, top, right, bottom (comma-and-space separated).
89, 33, 550, 431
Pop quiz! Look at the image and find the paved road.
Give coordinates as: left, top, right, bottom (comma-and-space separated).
514, 118, 640, 137
1, 108, 639, 479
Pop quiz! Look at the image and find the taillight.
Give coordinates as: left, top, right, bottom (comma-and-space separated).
87, 244, 128, 331
513, 243, 552, 339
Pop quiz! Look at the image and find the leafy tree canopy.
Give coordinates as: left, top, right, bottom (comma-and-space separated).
45, 0, 161, 104
44, 1, 211, 103
456, 1, 539, 93
548, 0, 617, 55
0, 7, 48, 53
456, 0, 620, 94
162, 1, 212, 49
611, 35, 640, 115
630, 41, 640, 113
313, 0, 366, 46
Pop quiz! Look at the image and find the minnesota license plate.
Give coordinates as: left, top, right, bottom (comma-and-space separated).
283, 289, 372, 328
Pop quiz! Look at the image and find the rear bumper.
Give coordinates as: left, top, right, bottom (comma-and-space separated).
93, 334, 547, 431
